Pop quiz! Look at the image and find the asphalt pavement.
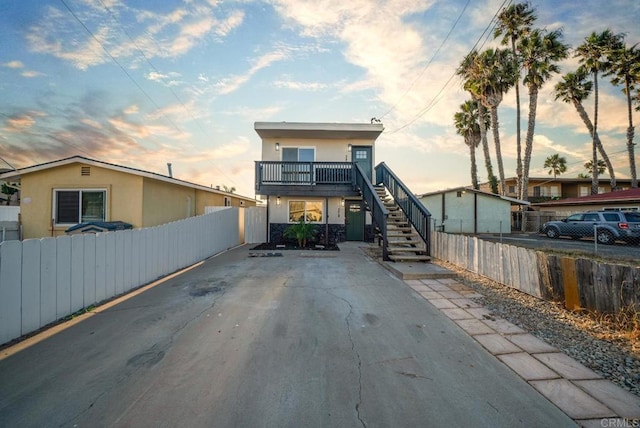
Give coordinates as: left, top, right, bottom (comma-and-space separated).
0, 243, 575, 427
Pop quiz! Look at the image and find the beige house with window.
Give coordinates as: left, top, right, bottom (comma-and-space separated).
254, 122, 384, 244
480, 177, 633, 202
0, 156, 256, 239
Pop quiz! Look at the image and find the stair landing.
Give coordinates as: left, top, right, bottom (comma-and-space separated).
381, 259, 455, 280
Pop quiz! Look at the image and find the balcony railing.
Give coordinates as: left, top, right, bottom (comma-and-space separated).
255, 161, 356, 194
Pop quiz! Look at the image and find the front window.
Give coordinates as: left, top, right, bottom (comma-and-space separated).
288, 200, 323, 223
54, 189, 106, 225
282, 147, 315, 162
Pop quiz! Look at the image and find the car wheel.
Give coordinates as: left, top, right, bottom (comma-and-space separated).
596, 229, 615, 245
545, 227, 559, 239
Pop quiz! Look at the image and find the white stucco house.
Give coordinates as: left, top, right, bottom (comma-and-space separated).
418, 187, 528, 234
254, 121, 384, 244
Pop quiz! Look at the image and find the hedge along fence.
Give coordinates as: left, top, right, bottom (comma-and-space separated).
431, 231, 640, 315
0, 208, 242, 346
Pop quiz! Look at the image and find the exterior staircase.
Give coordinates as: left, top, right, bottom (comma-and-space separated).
374, 186, 430, 262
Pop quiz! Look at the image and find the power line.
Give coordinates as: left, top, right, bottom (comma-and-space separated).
378, 0, 471, 120
383, 0, 511, 134
59, 0, 238, 188
96, 0, 212, 139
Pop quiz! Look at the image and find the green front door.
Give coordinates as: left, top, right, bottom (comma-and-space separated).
346, 200, 365, 241
352, 146, 373, 181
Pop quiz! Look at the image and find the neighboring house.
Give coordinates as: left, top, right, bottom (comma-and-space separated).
254, 121, 384, 244
532, 187, 640, 217
417, 187, 528, 234
479, 177, 634, 203
0, 156, 256, 239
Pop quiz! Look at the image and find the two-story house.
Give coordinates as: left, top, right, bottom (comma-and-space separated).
480, 177, 634, 203
254, 122, 383, 245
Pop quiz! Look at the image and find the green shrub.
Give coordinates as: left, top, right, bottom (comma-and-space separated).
283, 220, 316, 247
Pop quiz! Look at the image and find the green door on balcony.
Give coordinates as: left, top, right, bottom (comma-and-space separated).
346, 200, 364, 241
352, 146, 372, 181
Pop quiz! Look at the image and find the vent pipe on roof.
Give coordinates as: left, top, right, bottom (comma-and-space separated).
167, 163, 173, 178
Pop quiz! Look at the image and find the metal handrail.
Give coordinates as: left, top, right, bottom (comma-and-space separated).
354, 163, 389, 260
375, 162, 431, 256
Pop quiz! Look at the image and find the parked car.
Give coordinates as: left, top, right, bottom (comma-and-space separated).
542, 210, 640, 245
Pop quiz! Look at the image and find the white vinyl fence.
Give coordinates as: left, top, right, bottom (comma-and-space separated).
243, 207, 266, 244
0, 206, 20, 221
0, 208, 242, 345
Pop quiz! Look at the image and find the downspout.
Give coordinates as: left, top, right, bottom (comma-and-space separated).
441, 193, 445, 232
325, 197, 329, 246
266, 196, 270, 243
474, 192, 478, 234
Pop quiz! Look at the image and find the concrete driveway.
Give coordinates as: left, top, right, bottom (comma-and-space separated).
0, 243, 574, 427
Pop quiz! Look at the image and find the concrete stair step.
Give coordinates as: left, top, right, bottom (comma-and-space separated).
388, 240, 423, 247
387, 227, 412, 233
387, 228, 418, 239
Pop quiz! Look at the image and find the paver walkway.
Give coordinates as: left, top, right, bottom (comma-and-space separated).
402, 276, 640, 427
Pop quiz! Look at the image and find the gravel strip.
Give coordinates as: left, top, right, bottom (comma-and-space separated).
435, 259, 640, 397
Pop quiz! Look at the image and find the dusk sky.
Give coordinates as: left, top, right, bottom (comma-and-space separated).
1, 0, 639, 198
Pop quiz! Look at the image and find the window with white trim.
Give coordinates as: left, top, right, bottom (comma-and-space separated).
288, 200, 323, 223
54, 189, 106, 225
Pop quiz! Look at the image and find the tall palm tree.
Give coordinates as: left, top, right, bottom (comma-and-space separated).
575, 30, 624, 194
454, 100, 489, 189
457, 51, 498, 193
606, 41, 640, 188
553, 69, 617, 188
584, 159, 607, 177
543, 154, 567, 178
477, 48, 518, 195
494, 1, 537, 199
518, 28, 569, 201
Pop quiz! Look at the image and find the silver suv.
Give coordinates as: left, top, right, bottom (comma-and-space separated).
542, 210, 640, 245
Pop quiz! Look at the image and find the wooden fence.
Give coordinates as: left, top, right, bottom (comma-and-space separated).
0, 208, 243, 345
431, 231, 640, 314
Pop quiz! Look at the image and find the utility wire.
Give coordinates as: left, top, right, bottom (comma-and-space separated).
60, 0, 238, 188
383, 0, 511, 134
59, 0, 183, 134
378, 0, 471, 120
96, 0, 212, 139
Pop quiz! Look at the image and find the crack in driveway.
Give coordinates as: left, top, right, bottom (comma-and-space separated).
324, 290, 367, 428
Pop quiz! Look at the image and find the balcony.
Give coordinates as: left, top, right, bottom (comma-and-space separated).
255, 161, 361, 196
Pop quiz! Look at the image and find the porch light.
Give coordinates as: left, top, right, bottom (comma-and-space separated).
341, 198, 345, 207
347, 144, 352, 152
275, 142, 280, 151
276, 196, 281, 206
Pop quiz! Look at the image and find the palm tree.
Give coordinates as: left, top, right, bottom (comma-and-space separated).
477, 48, 518, 195
457, 51, 498, 193
584, 159, 607, 177
606, 41, 640, 188
494, 1, 537, 199
1, 182, 18, 206
543, 154, 567, 178
454, 100, 489, 189
553, 69, 617, 188
518, 28, 569, 201
575, 30, 624, 194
